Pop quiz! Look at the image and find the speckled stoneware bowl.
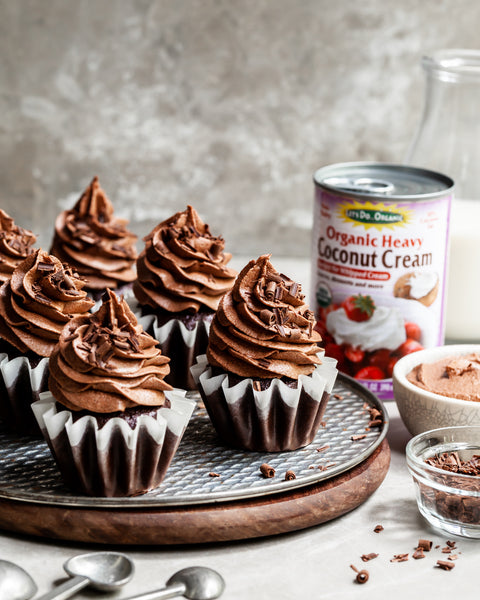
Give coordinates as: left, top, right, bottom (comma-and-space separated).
393, 345, 480, 437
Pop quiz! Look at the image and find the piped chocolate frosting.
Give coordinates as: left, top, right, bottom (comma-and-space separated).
133, 205, 237, 314
0, 210, 37, 283
206, 254, 322, 379
49, 289, 172, 412
0, 249, 94, 357
50, 176, 137, 291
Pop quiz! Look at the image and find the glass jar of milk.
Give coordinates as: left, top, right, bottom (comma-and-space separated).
406, 49, 480, 342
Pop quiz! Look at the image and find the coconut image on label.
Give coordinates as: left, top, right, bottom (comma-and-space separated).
311, 163, 453, 400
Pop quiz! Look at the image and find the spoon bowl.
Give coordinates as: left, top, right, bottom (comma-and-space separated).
64, 551, 134, 591
0, 559, 37, 600
123, 565, 225, 600
167, 566, 225, 600
35, 551, 134, 600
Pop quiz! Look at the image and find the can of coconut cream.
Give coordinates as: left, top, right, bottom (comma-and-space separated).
311, 162, 454, 400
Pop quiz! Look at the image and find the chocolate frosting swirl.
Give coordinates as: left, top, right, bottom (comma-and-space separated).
49, 289, 172, 412
0, 249, 94, 357
206, 255, 322, 379
133, 205, 237, 313
50, 176, 138, 291
0, 210, 37, 283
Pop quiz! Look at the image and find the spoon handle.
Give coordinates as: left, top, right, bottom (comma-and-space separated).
34, 575, 89, 600
122, 581, 186, 600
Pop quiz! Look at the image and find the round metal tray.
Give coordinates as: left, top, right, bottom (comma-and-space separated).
0, 373, 388, 508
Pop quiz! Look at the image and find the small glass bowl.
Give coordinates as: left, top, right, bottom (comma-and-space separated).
406, 426, 480, 538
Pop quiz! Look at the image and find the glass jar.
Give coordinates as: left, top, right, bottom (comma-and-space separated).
405, 49, 480, 342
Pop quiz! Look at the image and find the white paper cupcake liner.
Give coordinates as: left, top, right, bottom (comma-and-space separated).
32, 390, 196, 497
191, 353, 338, 452
128, 297, 212, 390
0, 353, 49, 435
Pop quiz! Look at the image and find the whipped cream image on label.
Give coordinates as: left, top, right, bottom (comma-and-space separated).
407, 271, 438, 299
326, 305, 406, 352
311, 163, 453, 400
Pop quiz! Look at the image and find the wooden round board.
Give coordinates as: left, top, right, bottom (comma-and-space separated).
0, 439, 390, 545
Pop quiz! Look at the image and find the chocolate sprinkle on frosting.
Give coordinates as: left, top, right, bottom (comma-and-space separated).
0, 249, 94, 357
0, 209, 37, 283
133, 205, 237, 314
49, 290, 172, 413
206, 254, 322, 379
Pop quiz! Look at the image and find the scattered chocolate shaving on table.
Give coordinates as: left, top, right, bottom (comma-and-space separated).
333, 393, 343, 400
316, 445, 330, 453
260, 463, 275, 478
361, 553, 378, 562
449, 555, 459, 561
441, 547, 452, 554
446, 540, 456, 548
373, 524, 384, 533
390, 554, 409, 563
436, 560, 455, 571
413, 548, 425, 560
285, 470, 296, 481
417, 539, 432, 551
351, 434, 367, 441
350, 565, 369, 584
208, 472, 220, 478
320, 420, 327, 428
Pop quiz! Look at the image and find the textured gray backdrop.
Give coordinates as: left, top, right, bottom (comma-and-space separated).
1, 1, 478, 258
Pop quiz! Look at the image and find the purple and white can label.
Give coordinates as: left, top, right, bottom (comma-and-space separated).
311, 163, 453, 400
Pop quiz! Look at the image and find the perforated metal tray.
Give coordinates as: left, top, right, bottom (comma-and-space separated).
0, 374, 388, 508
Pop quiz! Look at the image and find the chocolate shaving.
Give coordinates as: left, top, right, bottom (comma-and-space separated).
252, 380, 262, 392
361, 553, 378, 562
412, 548, 425, 560
417, 539, 432, 551
425, 451, 480, 475
208, 472, 220, 478
260, 463, 275, 478
285, 470, 296, 481
316, 445, 330, 453
373, 525, 384, 533
351, 434, 367, 441
350, 565, 369, 584
390, 554, 409, 563
436, 560, 455, 571
37, 261, 55, 272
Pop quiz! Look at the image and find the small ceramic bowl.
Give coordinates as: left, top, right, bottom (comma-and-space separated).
392, 344, 480, 437
406, 426, 480, 538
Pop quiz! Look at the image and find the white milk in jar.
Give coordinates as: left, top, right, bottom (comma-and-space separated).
445, 199, 480, 341
311, 163, 453, 400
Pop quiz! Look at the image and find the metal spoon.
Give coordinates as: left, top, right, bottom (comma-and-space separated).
122, 566, 225, 600
0, 559, 37, 600
35, 551, 134, 600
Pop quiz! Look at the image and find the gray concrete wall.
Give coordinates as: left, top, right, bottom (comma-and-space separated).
1, 1, 478, 257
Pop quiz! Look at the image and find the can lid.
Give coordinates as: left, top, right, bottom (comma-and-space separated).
314, 162, 454, 199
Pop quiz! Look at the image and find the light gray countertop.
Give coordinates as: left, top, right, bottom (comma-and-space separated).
1, 258, 478, 599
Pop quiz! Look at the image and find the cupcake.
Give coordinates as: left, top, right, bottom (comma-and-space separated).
0, 209, 37, 284
132, 205, 237, 390
191, 255, 338, 452
50, 176, 138, 300
32, 289, 195, 497
0, 249, 94, 433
